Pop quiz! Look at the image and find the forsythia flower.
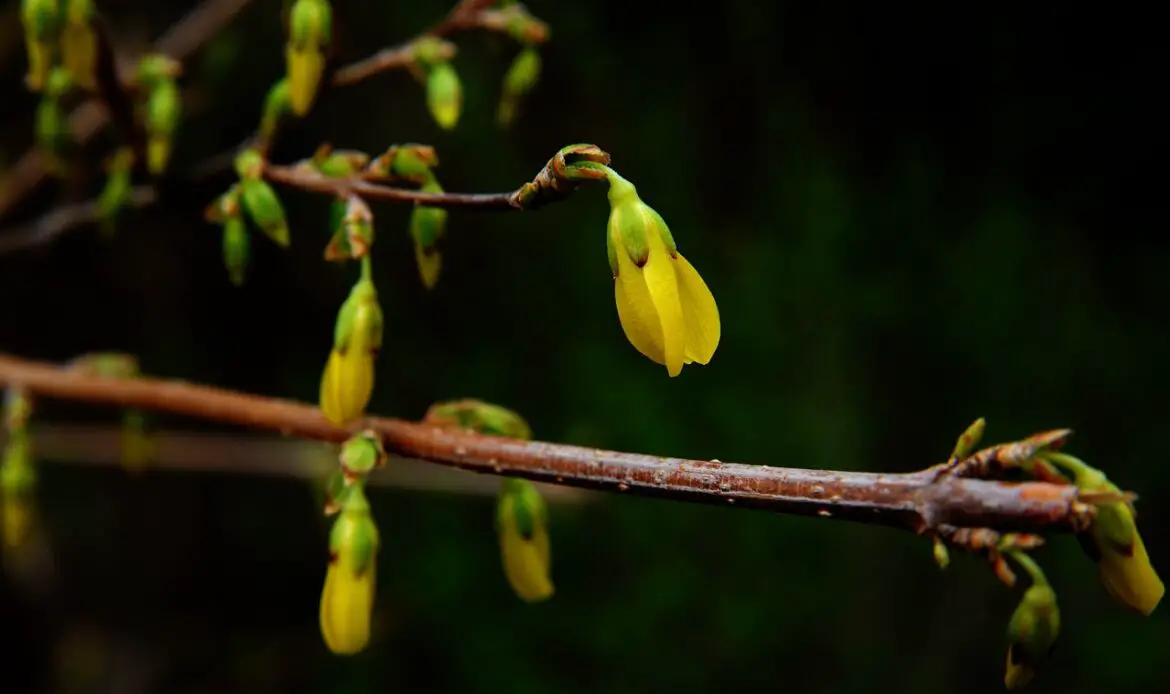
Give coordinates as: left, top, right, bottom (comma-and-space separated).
319, 273, 383, 425
319, 485, 379, 655
285, 0, 331, 116
496, 478, 554, 603
1046, 453, 1163, 615
606, 171, 720, 376
1004, 581, 1060, 689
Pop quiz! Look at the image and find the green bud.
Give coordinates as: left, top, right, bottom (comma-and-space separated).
233, 148, 266, 181
409, 178, 447, 290
411, 35, 455, 66
4, 388, 34, 432
98, 147, 135, 230
137, 54, 181, 86
204, 184, 242, 224
259, 77, 292, 146
21, 0, 62, 92
325, 194, 374, 261
950, 417, 986, 460
286, 0, 331, 115
222, 216, 250, 286
339, 430, 386, 482
35, 83, 73, 177
144, 78, 181, 175
65, 352, 139, 379
1, 430, 36, 497
1004, 558, 1060, 690
497, 46, 541, 127
61, 0, 97, 91
312, 144, 370, 178
367, 144, 439, 183
332, 277, 382, 353
425, 62, 462, 130
239, 179, 289, 247
423, 399, 533, 440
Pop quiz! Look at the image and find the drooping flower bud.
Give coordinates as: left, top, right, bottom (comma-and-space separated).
138, 54, 182, 175
319, 484, 379, 655
61, 0, 98, 91
605, 168, 720, 377
496, 478, 554, 603
35, 68, 74, 177
310, 143, 370, 178
285, 0, 332, 116
423, 399, 533, 440
409, 178, 447, 289
258, 77, 292, 148
20, 0, 62, 92
2, 390, 37, 556
339, 430, 386, 483
1003, 553, 1060, 689
239, 179, 289, 247
97, 147, 135, 236
324, 194, 374, 261
425, 62, 462, 130
497, 46, 541, 126
366, 144, 438, 183
319, 270, 383, 425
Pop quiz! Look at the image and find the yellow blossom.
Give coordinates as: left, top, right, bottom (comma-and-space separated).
496, 478, 553, 603
319, 485, 379, 655
319, 271, 382, 425
606, 172, 719, 376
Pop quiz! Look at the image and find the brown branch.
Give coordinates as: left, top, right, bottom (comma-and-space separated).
0, 352, 1094, 535
263, 164, 520, 209
0, 186, 157, 255
0, 0, 256, 221
2, 423, 593, 504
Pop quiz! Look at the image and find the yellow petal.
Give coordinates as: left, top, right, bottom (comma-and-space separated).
1100, 533, 1164, 616
500, 500, 554, 603
414, 241, 442, 290
1, 497, 33, 553
673, 253, 720, 365
319, 350, 345, 423
614, 241, 666, 366
286, 46, 324, 116
642, 238, 685, 377
319, 563, 375, 655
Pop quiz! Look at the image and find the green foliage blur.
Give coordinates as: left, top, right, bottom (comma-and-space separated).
1, 1, 1166, 692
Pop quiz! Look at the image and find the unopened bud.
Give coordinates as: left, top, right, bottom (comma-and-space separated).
423, 399, 533, 440
496, 478, 554, 602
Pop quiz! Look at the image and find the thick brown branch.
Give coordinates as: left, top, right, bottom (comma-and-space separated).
0, 352, 1091, 534
0, 0, 256, 220
263, 164, 519, 209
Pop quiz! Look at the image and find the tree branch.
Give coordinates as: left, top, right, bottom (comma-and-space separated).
0, 186, 157, 255
0, 0, 256, 221
263, 163, 520, 209
0, 352, 1095, 535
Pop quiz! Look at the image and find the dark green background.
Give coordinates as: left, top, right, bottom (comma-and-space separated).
1, 1, 1166, 692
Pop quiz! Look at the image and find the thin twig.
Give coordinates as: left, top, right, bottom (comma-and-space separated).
2, 423, 593, 503
0, 352, 1095, 534
0, 0, 256, 221
0, 187, 157, 255
263, 163, 519, 209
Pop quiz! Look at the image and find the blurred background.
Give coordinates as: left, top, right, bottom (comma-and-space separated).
0, 0, 1167, 692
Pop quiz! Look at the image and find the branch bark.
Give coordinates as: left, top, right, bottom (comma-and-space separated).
0, 352, 1092, 536
263, 164, 520, 209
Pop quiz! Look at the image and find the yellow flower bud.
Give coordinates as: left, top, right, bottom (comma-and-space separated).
319, 273, 382, 425
61, 0, 98, 91
497, 479, 553, 603
319, 485, 378, 655
606, 170, 720, 376
1004, 580, 1060, 689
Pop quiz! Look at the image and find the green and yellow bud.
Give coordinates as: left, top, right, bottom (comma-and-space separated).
1003, 554, 1060, 689
605, 169, 720, 377
319, 272, 383, 425
98, 147, 135, 235
120, 409, 155, 475
311, 144, 370, 178
325, 194, 374, 261
285, 0, 332, 116
233, 148, 266, 181
2, 420, 37, 555
61, 0, 98, 91
367, 144, 439, 184
339, 430, 386, 482
143, 76, 180, 175
222, 216, 250, 286
497, 46, 541, 127
259, 77, 292, 148
1045, 452, 1163, 615
425, 62, 462, 130
423, 399, 533, 441
319, 484, 379, 655
35, 69, 74, 177
137, 54, 182, 85
21, 0, 62, 92
4, 388, 33, 432
239, 179, 290, 247
409, 179, 447, 290
496, 478, 554, 603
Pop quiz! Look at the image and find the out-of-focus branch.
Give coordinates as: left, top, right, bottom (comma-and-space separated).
0, 186, 156, 255
0, 0, 256, 221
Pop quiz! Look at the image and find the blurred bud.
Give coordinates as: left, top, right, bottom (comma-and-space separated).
65, 352, 139, 380
932, 537, 950, 570
605, 168, 720, 377
61, 0, 97, 91
140, 62, 181, 175
259, 78, 292, 148
120, 409, 155, 475
411, 35, 455, 66
409, 180, 447, 290
97, 147, 135, 236
222, 216, 250, 286
1004, 558, 1060, 690
496, 478, 554, 602
324, 194, 374, 261
239, 179, 290, 247
497, 46, 541, 127
233, 148, 266, 181
311, 144, 370, 178
320, 484, 379, 655
425, 62, 462, 130
423, 399, 533, 440
1045, 452, 1164, 615
503, 6, 550, 45
949, 417, 986, 460
319, 274, 383, 425
21, 0, 62, 92
4, 388, 33, 432
286, 0, 332, 116
35, 69, 74, 177
204, 184, 242, 224
1, 426, 37, 555
366, 144, 438, 184
339, 430, 386, 483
